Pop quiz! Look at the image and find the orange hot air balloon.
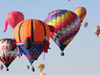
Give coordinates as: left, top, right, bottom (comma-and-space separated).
75, 7, 87, 22
14, 19, 54, 71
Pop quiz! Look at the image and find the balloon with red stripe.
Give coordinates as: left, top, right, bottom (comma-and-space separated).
0, 38, 18, 71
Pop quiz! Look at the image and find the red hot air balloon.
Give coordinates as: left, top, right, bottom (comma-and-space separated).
3, 11, 24, 32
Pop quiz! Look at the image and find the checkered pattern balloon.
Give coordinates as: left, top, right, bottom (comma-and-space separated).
44, 9, 81, 51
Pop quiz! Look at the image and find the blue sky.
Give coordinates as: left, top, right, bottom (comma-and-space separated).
0, 0, 100, 75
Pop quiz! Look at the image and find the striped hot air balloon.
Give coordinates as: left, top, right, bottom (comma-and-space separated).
0, 38, 18, 71
14, 19, 54, 72
37, 63, 45, 72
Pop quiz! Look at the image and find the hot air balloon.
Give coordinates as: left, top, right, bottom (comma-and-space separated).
3, 11, 24, 32
14, 19, 54, 71
74, 7, 87, 22
82, 22, 88, 28
40, 73, 46, 75
37, 63, 45, 72
44, 9, 81, 56
0, 38, 18, 71
0, 64, 4, 70
94, 26, 100, 37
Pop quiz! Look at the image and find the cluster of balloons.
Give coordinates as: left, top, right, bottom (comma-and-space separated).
0, 6, 88, 75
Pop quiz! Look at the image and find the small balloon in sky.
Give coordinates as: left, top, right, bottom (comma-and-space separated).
37, 63, 45, 72
3, 11, 24, 32
82, 22, 88, 28
94, 26, 100, 37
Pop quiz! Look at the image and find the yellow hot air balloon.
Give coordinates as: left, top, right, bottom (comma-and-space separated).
40, 73, 46, 75
75, 7, 87, 22
37, 63, 45, 72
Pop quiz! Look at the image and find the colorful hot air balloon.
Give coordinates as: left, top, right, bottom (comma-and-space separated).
0, 64, 4, 70
0, 38, 18, 71
74, 7, 87, 22
82, 22, 88, 28
94, 26, 100, 37
14, 19, 54, 71
44, 9, 81, 56
37, 63, 45, 72
40, 73, 46, 75
3, 11, 24, 32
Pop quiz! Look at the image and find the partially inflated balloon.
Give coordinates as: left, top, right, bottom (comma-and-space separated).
0, 38, 18, 71
82, 22, 88, 28
75, 7, 87, 22
3, 11, 24, 32
44, 9, 81, 55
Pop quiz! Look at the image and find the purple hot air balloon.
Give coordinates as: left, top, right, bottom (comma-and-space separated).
3, 11, 24, 32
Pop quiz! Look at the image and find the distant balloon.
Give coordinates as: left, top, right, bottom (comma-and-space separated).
40, 73, 46, 75
82, 22, 88, 28
0, 64, 4, 70
37, 63, 45, 72
3, 11, 24, 32
75, 7, 87, 22
0, 38, 18, 71
94, 26, 100, 37
44, 9, 81, 56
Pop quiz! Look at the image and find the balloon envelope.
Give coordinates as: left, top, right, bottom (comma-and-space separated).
14, 19, 51, 65
82, 22, 88, 28
40, 73, 46, 75
44, 9, 81, 53
37, 63, 45, 72
4, 11, 24, 32
0, 38, 18, 70
75, 7, 87, 22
